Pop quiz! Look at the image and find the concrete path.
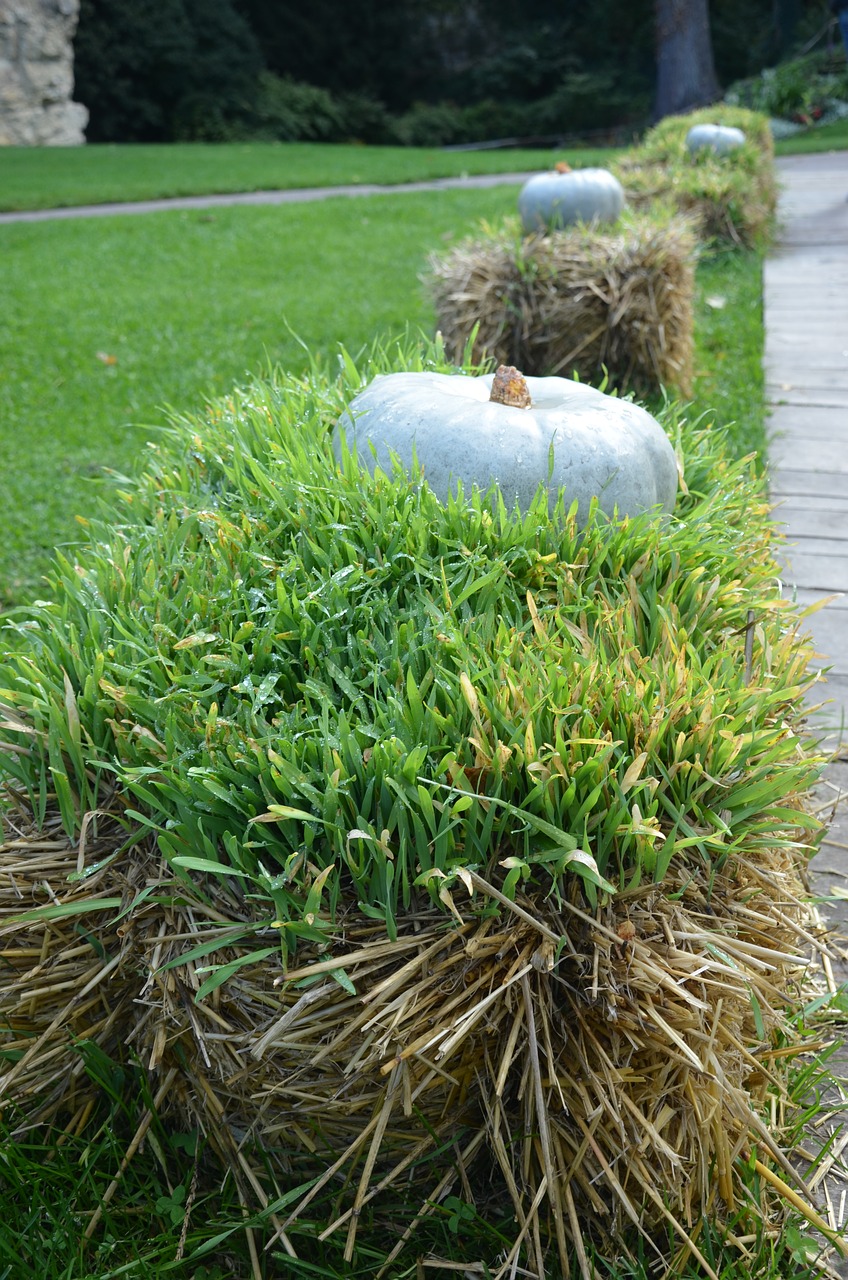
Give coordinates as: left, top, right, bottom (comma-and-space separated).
767, 151, 848, 737
767, 153, 848, 1266
0, 171, 533, 225
766, 153, 848, 945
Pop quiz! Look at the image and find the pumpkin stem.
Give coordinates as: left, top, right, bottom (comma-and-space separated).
489, 365, 532, 409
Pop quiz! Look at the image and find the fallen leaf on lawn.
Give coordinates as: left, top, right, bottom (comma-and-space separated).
96, 352, 118, 365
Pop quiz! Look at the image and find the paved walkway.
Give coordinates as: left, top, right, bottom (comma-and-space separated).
766, 153, 848, 941
0, 171, 533, 225
768, 153, 848, 1267
768, 152, 848, 733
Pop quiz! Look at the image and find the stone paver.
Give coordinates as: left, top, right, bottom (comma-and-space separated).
767, 152, 848, 1267
767, 152, 848, 744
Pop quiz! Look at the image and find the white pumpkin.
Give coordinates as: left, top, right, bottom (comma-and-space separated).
518, 168, 626, 233
334, 366, 678, 527
685, 124, 746, 156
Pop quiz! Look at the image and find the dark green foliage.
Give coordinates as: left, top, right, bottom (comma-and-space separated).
249, 73, 344, 142
726, 44, 848, 119
72, 0, 835, 144
74, 0, 263, 142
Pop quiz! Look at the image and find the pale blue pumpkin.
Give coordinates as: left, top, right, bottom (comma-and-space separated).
686, 124, 746, 156
335, 368, 678, 528
518, 168, 626, 233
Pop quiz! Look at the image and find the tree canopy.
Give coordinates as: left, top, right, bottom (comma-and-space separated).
72, 0, 831, 143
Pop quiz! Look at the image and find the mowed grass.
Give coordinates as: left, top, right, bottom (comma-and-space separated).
0, 185, 519, 603
774, 115, 848, 154
0, 140, 624, 212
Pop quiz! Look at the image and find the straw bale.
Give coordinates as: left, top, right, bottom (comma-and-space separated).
0, 800, 841, 1273
612, 106, 777, 249
427, 214, 696, 399
0, 801, 142, 1130
618, 162, 775, 248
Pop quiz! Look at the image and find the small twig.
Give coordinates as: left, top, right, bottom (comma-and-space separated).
744, 609, 755, 685
175, 1141, 200, 1261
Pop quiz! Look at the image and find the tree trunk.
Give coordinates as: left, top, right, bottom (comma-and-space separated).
653, 0, 720, 122
773, 0, 801, 58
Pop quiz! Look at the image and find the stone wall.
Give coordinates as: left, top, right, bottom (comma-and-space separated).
0, 0, 88, 145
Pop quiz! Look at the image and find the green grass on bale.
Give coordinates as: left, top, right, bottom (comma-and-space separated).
0, 333, 820, 949
614, 105, 777, 249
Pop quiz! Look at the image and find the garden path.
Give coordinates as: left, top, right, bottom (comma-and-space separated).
766, 152, 848, 943
768, 152, 848, 1269
0, 171, 535, 224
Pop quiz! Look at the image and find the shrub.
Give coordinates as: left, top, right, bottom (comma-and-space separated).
726, 47, 848, 121
249, 72, 343, 141
74, 0, 263, 142
0, 333, 819, 938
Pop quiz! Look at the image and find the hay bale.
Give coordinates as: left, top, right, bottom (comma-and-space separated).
125, 849, 818, 1272
0, 819, 824, 1274
427, 213, 696, 398
0, 801, 141, 1131
614, 106, 776, 248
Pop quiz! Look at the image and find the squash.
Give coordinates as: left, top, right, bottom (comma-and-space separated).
685, 123, 745, 156
335, 365, 678, 527
518, 167, 625, 233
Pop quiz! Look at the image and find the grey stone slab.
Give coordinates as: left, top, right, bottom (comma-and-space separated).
767, 269, 848, 283
780, 550, 848, 592
767, 370, 848, 391
780, 539, 848, 565
774, 507, 848, 539
775, 495, 848, 515
808, 758, 848, 945
765, 316, 848, 332
780, 537, 848, 557
766, 323, 848, 339
768, 385, 848, 408
806, 672, 848, 742
769, 467, 848, 498
780, 231, 848, 248
790, 587, 848, 615
767, 243, 848, 259
772, 596, 848, 674
767, 405, 848, 438
768, 435, 848, 471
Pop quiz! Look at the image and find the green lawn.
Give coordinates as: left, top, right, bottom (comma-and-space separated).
0, 185, 529, 604
0, 140, 623, 212
0, 117, 843, 217
775, 115, 848, 154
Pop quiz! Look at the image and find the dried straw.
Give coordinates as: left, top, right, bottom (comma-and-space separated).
615, 162, 776, 249
427, 214, 696, 398
2, 795, 839, 1275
